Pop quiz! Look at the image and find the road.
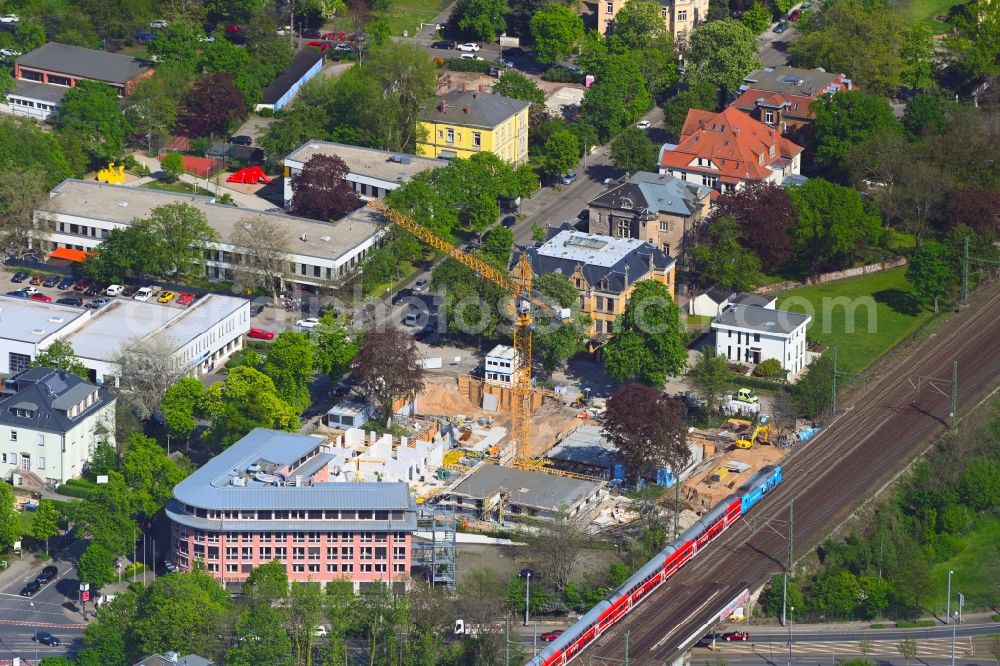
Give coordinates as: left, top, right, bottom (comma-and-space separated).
576, 282, 1000, 665
758, 22, 797, 68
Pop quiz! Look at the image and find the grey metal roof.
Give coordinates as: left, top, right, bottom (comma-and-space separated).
712, 304, 810, 336
420, 89, 530, 129
741, 66, 843, 97
446, 464, 603, 511
515, 228, 675, 296
17, 42, 149, 85
166, 501, 418, 532
0, 368, 115, 435
261, 48, 323, 104
8, 80, 68, 104
589, 171, 709, 218
135, 654, 213, 666
701, 287, 735, 305
173, 428, 415, 511
729, 293, 776, 308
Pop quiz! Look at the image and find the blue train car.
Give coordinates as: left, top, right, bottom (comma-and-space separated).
738, 465, 783, 514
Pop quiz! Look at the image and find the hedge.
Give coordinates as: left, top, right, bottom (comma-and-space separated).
541, 67, 582, 83
56, 483, 94, 499
726, 373, 790, 393
445, 57, 492, 73
895, 620, 935, 628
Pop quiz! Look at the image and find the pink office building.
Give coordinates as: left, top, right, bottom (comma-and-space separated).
166, 428, 416, 591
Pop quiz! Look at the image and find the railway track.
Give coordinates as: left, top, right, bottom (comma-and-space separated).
584, 284, 1000, 665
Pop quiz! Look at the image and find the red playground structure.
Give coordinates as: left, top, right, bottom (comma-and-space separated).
226, 166, 272, 185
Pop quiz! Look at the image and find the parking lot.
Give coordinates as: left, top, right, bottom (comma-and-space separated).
5, 270, 204, 311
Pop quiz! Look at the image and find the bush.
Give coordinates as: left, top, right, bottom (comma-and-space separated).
256, 107, 274, 118
869, 623, 886, 629
992, 613, 1000, 622
895, 620, 935, 628
445, 57, 492, 73
541, 66, 582, 83
189, 136, 211, 156
55, 483, 93, 499
754, 358, 786, 379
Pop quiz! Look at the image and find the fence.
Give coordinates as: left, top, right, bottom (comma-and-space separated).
756, 257, 907, 294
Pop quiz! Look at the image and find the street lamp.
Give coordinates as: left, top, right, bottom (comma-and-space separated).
524, 571, 531, 626
30, 601, 37, 663
946, 570, 954, 624
951, 610, 958, 666
787, 605, 794, 666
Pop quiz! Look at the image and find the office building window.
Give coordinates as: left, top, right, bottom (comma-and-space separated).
226, 564, 239, 573
394, 563, 406, 573
473, 132, 481, 147
275, 547, 287, 561
446, 128, 454, 144
293, 547, 305, 560
292, 564, 305, 572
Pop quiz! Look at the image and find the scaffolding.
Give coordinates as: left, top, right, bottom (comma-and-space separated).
413, 507, 458, 594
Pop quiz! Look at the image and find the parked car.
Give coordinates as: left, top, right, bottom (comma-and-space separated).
636, 120, 651, 129
457, 42, 480, 51
149, 19, 169, 28
35, 565, 58, 584
334, 43, 352, 51
300, 27, 321, 38
86, 298, 110, 309
322, 31, 347, 40
722, 631, 750, 641
72, 279, 90, 292
296, 317, 320, 329
176, 293, 195, 306
5, 290, 28, 298
431, 40, 455, 49
106, 284, 124, 296
460, 53, 485, 61
248, 327, 275, 340
29, 293, 52, 302
29, 274, 46, 285
122, 285, 139, 297
495, 57, 513, 68
57, 276, 76, 290
540, 630, 564, 642
42, 274, 61, 287
788, 8, 801, 20
306, 40, 331, 51
0, 14, 20, 23
313, 626, 328, 638
10, 271, 28, 283
84, 284, 103, 297
413, 278, 429, 292
134, 287, 154, 302
33, 631, 60, 646
20, 580, 40, 597
19, 285, 38, 296
562, 172, 578, 184
157, 290, 177, 303
0, 48, 20, 58
230, 135, 253, 146
501, 214, 517, 228
774, 20, 788, 32
56, 296, 83, 306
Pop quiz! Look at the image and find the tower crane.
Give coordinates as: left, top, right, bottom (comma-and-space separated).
366, 199, 537, 463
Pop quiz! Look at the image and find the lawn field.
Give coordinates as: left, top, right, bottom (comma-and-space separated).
777, 267, 934, 374
929, 515, 1000, 611
901, 0, 966, 32
142, 180, 215, 197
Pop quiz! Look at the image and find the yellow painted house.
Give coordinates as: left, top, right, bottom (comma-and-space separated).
416, 87, 530, 164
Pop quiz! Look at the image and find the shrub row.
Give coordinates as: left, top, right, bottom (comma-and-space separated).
445, 57, 492, 73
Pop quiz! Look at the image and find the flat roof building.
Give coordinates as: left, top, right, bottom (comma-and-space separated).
35, 179, 388, 289
283, 140, 444, 208
257, 49, 325, 113
166, 428, 417, 590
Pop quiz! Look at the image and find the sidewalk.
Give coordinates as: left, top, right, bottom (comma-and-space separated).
745, 612, 999, 634
129, 153, 275, 211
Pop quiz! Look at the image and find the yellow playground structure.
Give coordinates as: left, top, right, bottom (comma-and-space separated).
96, 163, 126, 184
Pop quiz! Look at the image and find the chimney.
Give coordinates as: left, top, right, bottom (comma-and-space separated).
478, 83, 484, 93
464, 104, 471, 113
437, 100, 446, 112
473, 91, 479, 100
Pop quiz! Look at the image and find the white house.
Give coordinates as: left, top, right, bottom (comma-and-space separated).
34, 179, 389, 290
711, 304, 811, 375
0, 367, 116, 486
484, 344, 520, 385
687, 289, 776, 317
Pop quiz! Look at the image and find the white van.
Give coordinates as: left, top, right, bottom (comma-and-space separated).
404, 310, 419, 327
134, 287, 153, 302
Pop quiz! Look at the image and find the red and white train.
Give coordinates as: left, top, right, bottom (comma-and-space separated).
526, 464, 784, 666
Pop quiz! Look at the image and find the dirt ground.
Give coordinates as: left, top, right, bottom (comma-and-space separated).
527, 404, 581, 458
682, 444, 787, 511
415, 376, 487, 418
456, 542, 617, 586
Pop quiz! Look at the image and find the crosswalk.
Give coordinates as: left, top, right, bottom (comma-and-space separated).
696, 637, 980, 660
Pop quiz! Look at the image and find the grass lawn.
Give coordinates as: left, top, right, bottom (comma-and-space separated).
380, 0, 445, 38
17, 511, 33, 535
685, 314, 713, 331
901, 0, 965, 32
142, 180, 215, 197
928, 515, 1000, 611
777, 267, 934, 375
365, 261, 418, 299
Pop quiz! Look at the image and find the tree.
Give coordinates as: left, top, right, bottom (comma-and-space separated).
897, 638, 918, 666
533, 272, 591, 372
810, 91, 903, 176
603, 279, 687, 385
39, 658, 75, 666
693, 217, 764, 291
291, 153, 361, 221
111, 339, 184, 421
611, 126, 658, 174
202, 366, 300, 449
0, 169, 48, 259
73, 470, 137, 556
144, 203, 219, 281
289, 581, 325, 666
610, 0, 667, 50
900, 25, 934, 91
689, 347, 731, 414
892, 160, 950, 245
121, 433, 190, 519
312, 312, 360, 382
32, 500, 60, 556
452, 0, 507, 41
0, 482, 20, 551
55, 81, 132, 166
794, 351, 833, 418
28, 340, 88, 378
352, 327, 425, 423
787, 178, 882, 274
581, 53, 653, 141
662, 79, 718, 140
159, 151, 185, 182
523, 513, 589, 593
958, 458, 1000, 511
87, 441, 119, 479
530, 4, 584, 66
0, 118, 75, 188
762, 573, 803, 617
228, 214, 292, 302
903, 93, 949, 140
532, 223, 547, 243
146, 21, 200, 63
945, 0, 1000, 81
262, 331, 315, 412
742, 2, 772, 34
359, 41, 438, 152
635, 33, 680, 98
159, 378, 204, 446
711, 182, 795, 271
179, 72, 245, 137
228, 604, 293, 666
77, 590, 138, 666
539, 129, 580, 178
482, 225, 514, 263
78, 543, 117, 588
491, 71, 545, 105
131, 571, 232, 659
789, 0, 905, 95
947, 188, 1000, 239
686, 19, 762, 95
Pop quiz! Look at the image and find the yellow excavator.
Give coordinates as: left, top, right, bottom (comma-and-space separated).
735, 416, 770, 449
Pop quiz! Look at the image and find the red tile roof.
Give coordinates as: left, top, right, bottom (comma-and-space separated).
659, 107, 803, 184
730, 89, 816, 118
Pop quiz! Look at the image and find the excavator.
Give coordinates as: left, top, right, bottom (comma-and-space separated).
735, 415, 770, 449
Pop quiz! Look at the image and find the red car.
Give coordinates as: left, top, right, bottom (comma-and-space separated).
721, 631, 750, 641
176, 293, 195, 306
540, 630, 564, 642
306, 40, 331, 51
29, 293, 52, 302
322, 31, 346, 40
788, 8, 801, 20
72, 279, 90, 292
248, 327, 275, 340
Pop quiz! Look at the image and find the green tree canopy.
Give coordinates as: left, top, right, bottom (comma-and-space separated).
742, 2, 773, 35
788, 177, 882, 273
810, 91, 903, 176
793, 351, 833, 418
0, 117, 76, 187
121, 433, 191, 519
492, 71, 546, 105
603, 279, 687, 385
73, 470, 137, 556
610, 126, 658, 173
0, 482, 19, 551
143, 203, 220, 281
54, 81, 132, 166
610, 0, 667, 50
261, 331, 316, 412
160, 377, 205, 444
539, 128, 581, 178
945, 0, 1000, 81
530, 4, 585, 65
132, 571, 233, 659
77, 542, 117, 588
28, 339, 88, 378
31, 500, 61, 555
688, 347, 731, 414
693, 216, 763, 292
160, 151, 185, 181
482, 225, 515, 263
906, 240, 953, 312
202, 366, 300, 449
686, 19, 762, 95
581, 52, 654, 141
452, 0, 508, 41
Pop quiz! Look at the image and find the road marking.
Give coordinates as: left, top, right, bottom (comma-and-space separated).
650, 589, 721, 651
0, 619, 85, 629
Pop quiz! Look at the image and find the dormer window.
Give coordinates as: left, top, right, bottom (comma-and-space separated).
11, 408, 34, 418
758, 153, 764, 165
769, 144, 775, 157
